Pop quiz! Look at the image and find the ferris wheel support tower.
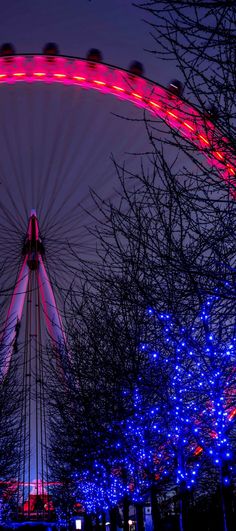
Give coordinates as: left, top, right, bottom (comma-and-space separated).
0, 209, 66, 379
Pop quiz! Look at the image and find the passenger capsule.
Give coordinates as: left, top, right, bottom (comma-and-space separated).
43, 42, 59, 58
0, 43, 16, 58
129, 61, 144, 77
86, 48, 103, 63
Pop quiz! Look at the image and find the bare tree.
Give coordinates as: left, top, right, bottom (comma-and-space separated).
49, 3, 236, 530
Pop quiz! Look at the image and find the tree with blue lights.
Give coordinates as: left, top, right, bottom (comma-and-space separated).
144, 299, 236, 531
49, 291, 157, 526
49, 157, 236, 530
48, 11, 236, 522
50, 270, 236, 529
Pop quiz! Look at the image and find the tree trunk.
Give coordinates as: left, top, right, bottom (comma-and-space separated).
150, 485, 161, 531
110, 506, 117, 531
219, 469, 228, 531
95, 514, 100, 531
84, 513, 93, 531
123, 496, 129, 531
101, 512, 106, 531
135, 503, 144, 531
179, 497, 184, 531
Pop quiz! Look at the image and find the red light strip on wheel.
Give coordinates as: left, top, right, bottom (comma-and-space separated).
215, 151, 224, 161
227, 165, 235, 176
183, 121, 194, 131
93, 80, 106, 86
150, 100, 161, 109
0, 54, 234, 186
34, 72, 46, 77
132, 92, 143, 99
112, 85, 125, 92
167, 110, 178, 119
199, 134, 210, 146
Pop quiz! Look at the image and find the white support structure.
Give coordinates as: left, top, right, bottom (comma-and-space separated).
0, 210, 66, 378
0, 257, 29, 378
37, 255, 67, 372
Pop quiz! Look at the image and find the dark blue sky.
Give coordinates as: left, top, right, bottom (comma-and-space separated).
0, 1, 179, 284
0, 0, 171, 83
0, 1, 182, 487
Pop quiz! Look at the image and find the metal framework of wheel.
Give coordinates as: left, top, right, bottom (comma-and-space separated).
0, 54, 234, 187
0, 52, 235, 522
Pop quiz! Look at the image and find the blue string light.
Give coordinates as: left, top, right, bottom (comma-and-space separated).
71, 297, 236, 513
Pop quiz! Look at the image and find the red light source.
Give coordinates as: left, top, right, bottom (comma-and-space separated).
167, 110, 178, 119
112, 85, 124, 92
34, 72, 46, 77
73, 76, 86, 81
131, 92, 142, 99
199, 134, 210, 146
150, 100, 161, 109
193, 446, 203, 456
228, 408, 236, 421
93, 80, 106, 86
183, 121, 194, 131
215, 151, 224, 161
210, 430, 218, 439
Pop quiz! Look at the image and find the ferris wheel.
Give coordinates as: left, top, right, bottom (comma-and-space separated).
0, 43, 235, 523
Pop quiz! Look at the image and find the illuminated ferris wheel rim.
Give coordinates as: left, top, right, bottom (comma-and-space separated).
0, 53, 235, 188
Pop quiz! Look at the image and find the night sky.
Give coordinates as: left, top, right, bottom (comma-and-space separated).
0, 1, 178, 279
0, 0, 168, 83
0, 1, 180, 297
0, 0, 186, 487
